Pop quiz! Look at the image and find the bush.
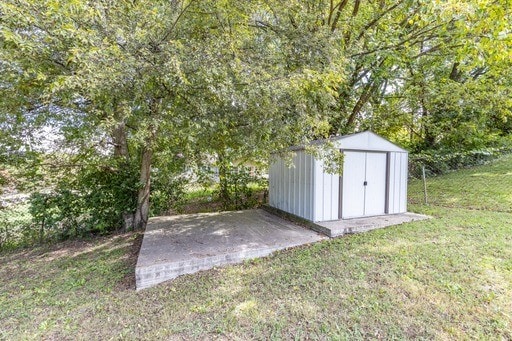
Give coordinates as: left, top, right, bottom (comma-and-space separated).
150, 175, 188, 216
28, 161, 139, 241
0, 204, 32, 249
217, 164, 266, 210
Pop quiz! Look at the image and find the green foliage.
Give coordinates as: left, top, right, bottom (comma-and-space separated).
0, 204, 32, 249
409, 147, 512, 177
217, 164, 266, 211
305, 141, 345, 175
149, 175, 188, 216
408, 154, 512, 212
1, 0, 511, 234
0, 174, 6, 188
3, 156, 512, 339
28, 160, 138, 240
1, 0, 346, 229
1, 154, 193, 247
148, 149, 190, 215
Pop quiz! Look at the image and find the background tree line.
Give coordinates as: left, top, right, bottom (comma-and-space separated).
0, 0, 511, 242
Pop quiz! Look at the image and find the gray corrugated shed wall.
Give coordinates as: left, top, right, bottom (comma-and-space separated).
387, 152, 408, 214
313, 159, 339, 221
269, 150, 315, 221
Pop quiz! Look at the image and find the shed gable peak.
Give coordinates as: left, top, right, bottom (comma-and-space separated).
332, 131, 406, 153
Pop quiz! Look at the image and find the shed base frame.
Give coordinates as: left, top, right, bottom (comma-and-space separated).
263, 205, 430, 238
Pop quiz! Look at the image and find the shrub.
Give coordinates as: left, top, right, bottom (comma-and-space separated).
217, 164, 266, 210
28, 160, 139, 240
0, 204, 32, 249
150, 175, 188, 216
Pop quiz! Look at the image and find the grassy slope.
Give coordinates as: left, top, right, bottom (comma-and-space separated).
409, 154, 512, 212
1, 158, 512, 339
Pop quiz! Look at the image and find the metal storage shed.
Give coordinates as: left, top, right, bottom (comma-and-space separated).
268, 131, 408, 222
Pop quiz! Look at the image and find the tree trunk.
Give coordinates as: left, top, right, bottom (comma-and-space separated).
422, 103, 436, 148
346, 78, 379, 129
217, 150, 230, 209
111, 115, 134, 230
112, 120, 129, 160
134, 146, 152, 230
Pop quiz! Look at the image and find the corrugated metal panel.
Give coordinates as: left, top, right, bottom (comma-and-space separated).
386, 152, 408, 214
289, 155, 294, 213
388, 152, 397, 213
269, 160, 275, 207
388, 153, 400, 213
284, 158, 289, 212
313, 159, 323, 221
342, 151, 367, 218
399, 153, 408, 213
393, 153, 402, 213
292, 153, 297, 215
364, 152, 387, 216
312, 160, 339, 222
342, 151, 386, 219
269, 151, 316, 220
322, 170, 332, 220
331, 172, 339, 220
304, 153, 312, 220
295, 152, 301, 216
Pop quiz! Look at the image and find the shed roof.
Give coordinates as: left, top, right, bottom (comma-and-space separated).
287, 131, 407, 153
331, 131, 407, 152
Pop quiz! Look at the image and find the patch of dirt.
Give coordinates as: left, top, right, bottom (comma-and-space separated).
167, 190, 268, 215
116, 231, 144, 291
178, 199, 225, 214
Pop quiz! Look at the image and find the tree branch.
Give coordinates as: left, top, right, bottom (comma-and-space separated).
356, 1, 404, 41
330, 0, 349, 32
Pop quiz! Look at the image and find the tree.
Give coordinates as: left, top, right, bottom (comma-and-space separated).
251, 0, 512, 148
1, 0, 343, 231
0, 0, 230, 229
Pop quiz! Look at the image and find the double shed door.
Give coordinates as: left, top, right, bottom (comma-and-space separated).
341, 151, 387, 219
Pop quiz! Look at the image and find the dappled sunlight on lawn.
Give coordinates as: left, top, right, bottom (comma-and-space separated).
1, 209, 511, 339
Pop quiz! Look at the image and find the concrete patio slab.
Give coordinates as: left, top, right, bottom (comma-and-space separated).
135, 209, 326, 290
315, 212, 430, 237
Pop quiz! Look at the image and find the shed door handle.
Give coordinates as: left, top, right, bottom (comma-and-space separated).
363, 181, 368, 186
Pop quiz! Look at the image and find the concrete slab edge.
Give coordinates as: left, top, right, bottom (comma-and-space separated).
325, 213, 432, 237
262, 205, 432, 238
135, 240, 316, 291
261, 205, 332, 237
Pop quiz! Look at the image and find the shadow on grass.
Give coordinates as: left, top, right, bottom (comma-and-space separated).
0, 231, 143, 293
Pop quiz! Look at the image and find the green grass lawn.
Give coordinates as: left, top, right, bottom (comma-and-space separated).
1, 157, 512, 339
409, 154, 512, 212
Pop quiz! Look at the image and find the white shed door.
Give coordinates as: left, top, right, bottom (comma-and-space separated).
341, 151, 387, 219
364, 152, 387, 216
341, 151, 367, 218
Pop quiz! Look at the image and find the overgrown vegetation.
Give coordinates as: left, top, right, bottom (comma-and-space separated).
1, 157, 511, 339
217, 165, 267, 211
0, 161, 267, 249
409, 143, 512, 177
0, 204, 31, 249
